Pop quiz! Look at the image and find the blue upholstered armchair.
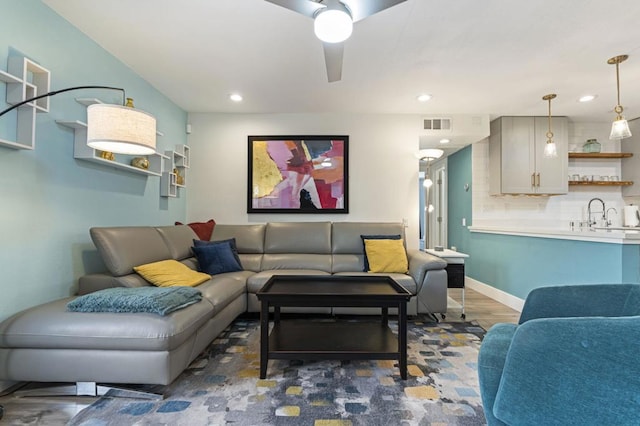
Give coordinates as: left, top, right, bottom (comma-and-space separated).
478, 284, 640, 426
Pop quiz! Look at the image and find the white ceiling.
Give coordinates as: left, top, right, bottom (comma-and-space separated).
44, 0, 640, 127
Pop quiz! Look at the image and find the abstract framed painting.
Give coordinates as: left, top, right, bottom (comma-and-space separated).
247, 135, 349, 213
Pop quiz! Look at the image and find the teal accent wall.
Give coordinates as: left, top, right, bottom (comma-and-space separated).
447, 145, 472, 252
0, 1, 188, 321
447, 144, 639, 300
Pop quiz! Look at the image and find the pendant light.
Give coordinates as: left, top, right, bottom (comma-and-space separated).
542, 94, 557, 158
608, 55, 632, 140
415, 148, 444, 188
415, 149, 443, 249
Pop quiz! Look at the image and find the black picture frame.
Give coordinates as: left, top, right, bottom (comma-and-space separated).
247, 135, 349, 214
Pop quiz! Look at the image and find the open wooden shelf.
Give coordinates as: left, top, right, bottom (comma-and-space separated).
568, 152, 633, 159
569, 180, 633, 186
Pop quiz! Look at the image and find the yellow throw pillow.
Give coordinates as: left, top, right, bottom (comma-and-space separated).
134, 259, 211, 287
363, 239, 409, 273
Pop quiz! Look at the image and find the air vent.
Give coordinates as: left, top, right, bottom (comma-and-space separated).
423, 118, 451, 131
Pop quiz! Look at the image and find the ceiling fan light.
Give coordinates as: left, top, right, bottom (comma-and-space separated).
314, 9, 353, 43
610, 118, 632, 140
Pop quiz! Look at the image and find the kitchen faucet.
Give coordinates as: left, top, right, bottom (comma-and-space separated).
587, 198, 606, 227
605, 207, 618, 227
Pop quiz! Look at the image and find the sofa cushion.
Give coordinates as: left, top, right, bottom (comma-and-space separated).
134, 260, 211, 287
192, 242, 243, 276
212, 224, 266, 254
332, 222, 404, 254
193, 238, 242, 267
246, 270, 331, 293
360, 234, 402, 271
156, 225, 199, 261
196, 271, 252, 314
237, 254, 263, 273
90, 227, 172, 277
333, 272, 417, 294
363, 239, 408, 273
261, 254, 332, 272
331, 253, 364, 273
0, 297, 213, 351
175, 219, 216, 241
264, 222, 331, 254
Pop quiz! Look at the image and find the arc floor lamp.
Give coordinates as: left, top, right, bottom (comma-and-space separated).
0, 85, 156, 155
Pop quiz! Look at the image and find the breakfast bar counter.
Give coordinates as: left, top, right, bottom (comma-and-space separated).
469, 225, 640, 244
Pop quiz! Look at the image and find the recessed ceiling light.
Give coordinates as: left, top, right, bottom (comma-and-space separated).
439, 138, 450, 144
578, 94, 597, 102
417, 94, 432, 102
229, 93, 243, 102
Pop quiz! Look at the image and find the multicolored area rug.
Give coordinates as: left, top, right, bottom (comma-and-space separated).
69, 317, 486, 426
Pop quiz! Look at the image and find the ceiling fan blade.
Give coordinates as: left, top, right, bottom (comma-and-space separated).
323, 42, 344, 82
343, 0, 407, 22
264, 0, 324, 18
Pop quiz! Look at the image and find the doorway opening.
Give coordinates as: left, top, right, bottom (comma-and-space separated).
419, 159, 447, 250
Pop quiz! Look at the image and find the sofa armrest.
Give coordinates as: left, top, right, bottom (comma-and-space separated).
519, 284, 640, 324
78, 273, 150, 295
407, 249, 448, 314
406, 249, 447, 286
478, 323, 517, 426
493, 316, 640, 426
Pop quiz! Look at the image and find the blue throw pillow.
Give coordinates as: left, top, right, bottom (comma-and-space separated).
193, 238, 242, 267
192, 241, 243, 275
360, 234, 402, 272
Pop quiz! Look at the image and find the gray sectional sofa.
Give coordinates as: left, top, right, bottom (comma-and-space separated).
0, 221, 447, 393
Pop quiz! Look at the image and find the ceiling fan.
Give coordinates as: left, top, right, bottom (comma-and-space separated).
265, 0, 407, 82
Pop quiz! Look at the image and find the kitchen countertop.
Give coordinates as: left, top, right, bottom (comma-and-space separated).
469, 225, 640, 244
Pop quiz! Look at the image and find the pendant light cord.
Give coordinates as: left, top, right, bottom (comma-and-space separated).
548, 97, 552, 137
542, 93, 556, 140
0, 86, 125, 118
616, 61, 621, 110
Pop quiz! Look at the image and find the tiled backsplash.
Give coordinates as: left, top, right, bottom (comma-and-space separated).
473, 121, 628, 229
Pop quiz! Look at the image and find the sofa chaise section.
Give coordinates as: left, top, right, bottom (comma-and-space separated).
0, 225, 247, 390
0, 296, 214, 386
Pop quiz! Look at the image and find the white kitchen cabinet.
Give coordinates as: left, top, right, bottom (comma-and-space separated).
489, 116, 568, 195
621, 117, 640, 196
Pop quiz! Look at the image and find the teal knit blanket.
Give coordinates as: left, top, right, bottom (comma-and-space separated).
67, 286, 202, 316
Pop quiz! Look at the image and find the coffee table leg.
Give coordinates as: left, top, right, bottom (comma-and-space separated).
399, 301, 407, 379
382, 307, 388, 326
260, 300, 269, 379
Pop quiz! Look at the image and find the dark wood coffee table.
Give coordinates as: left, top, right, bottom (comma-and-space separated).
256, 275, 412, 379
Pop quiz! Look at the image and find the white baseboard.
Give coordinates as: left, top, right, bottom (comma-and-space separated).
466, 277, 525, 312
